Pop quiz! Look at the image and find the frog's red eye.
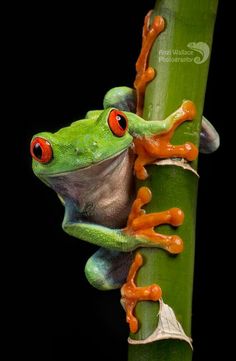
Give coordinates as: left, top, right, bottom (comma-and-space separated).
108, 109, 128, 137
30, 137, 53, 163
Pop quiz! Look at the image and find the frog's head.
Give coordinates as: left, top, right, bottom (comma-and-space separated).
31, 108, 133, 181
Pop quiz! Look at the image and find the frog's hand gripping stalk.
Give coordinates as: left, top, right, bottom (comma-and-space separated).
103, 86, 220, 155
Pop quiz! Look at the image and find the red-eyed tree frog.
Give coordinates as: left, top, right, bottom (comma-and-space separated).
30, 86, 219, 291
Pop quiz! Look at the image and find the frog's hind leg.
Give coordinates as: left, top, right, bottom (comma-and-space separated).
85, 248, 134, 290
134, 12, 165, 116
103, 86, 137, 113
200, 116, 220, 153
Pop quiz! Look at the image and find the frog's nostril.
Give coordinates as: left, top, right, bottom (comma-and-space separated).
30, 137, 53, 164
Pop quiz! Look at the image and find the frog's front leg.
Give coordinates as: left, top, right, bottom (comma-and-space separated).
133, 100, 199, 180
63, 189, 184, 255
63, 216, 139, 252
63, 211, 171, 252
62, 200, 146, 252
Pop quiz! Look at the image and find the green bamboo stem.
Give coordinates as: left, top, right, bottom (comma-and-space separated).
128, 1, 218, 360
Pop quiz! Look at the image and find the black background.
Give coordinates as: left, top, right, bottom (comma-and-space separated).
13, 1, 230, 360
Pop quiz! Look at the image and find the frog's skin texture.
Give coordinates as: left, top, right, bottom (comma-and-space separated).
31, 90, 219, 291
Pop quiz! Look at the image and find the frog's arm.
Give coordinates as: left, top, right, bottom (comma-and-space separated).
103, 86, 136, 113
104, 86, 219, 153
63, 217, 140, 251
63, 188, 184, 254
62, 200, 144, 252
125, 100, 195, 137
126, 101, 198, 180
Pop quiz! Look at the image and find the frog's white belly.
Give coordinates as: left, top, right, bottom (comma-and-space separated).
46, 149, 135, 228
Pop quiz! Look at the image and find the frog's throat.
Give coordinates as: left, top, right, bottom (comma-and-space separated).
42, 149, 136, 229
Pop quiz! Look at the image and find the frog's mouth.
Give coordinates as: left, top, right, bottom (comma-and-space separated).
41, 148, 135, 228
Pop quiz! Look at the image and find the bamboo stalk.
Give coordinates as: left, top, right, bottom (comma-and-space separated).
128, 1, 218, 360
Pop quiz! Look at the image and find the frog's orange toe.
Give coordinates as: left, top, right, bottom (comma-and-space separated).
182, 100, 196, 119
134, 164, 149, 180
129, 316, 139, 334
137, 186, 152, 204
146, 66, 155, 79
153, 15, 165, 32
169, 208, 184, 226
184, 142, 199, 161
148, 284, 162, 301
167, 235, 184, 254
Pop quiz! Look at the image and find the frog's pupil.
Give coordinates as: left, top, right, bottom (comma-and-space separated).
116, 115, 127, 130
34, 143, 42, 159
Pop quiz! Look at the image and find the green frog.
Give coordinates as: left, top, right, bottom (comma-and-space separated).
31, 86, 219, 292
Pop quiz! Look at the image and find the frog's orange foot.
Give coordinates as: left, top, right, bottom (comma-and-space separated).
134, 100, 199, 180
121, 252, 162, 333
134, 142, 198, 180
134, 12, 165, 115
124, 187, 184, 254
